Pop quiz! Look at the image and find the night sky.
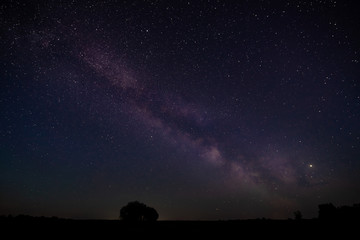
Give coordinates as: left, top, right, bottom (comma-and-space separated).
1, 0, 360, 220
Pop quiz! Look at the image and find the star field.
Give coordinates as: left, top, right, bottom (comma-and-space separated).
1, 0, 360, 220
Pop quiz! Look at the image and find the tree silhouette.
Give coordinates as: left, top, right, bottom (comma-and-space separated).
143, 206, 159, 221
120, 201, 159, 222
318, 203, 336, 220
294, 210, 302, 220
318, 202, 360, 221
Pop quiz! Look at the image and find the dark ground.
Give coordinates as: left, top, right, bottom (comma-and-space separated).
1, 217, 358, 238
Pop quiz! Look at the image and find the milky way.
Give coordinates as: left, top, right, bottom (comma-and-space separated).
1, 1, 360, 220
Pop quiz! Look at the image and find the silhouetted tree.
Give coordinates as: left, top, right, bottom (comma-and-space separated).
318, 203, 360, 221
318, 203, 337, 220
120, 201, 158, 222
143, 205, 159, 221
294, 210, 302, 220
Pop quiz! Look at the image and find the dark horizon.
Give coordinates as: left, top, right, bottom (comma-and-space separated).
2, 202, 359, 222
1, 1, 360, 221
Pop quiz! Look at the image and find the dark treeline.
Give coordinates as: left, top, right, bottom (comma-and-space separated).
1, 203, 360, 238
318, 203, 360, 221
1, 202, 360, 222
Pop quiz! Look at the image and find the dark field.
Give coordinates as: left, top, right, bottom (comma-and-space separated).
2, 217, 357, 238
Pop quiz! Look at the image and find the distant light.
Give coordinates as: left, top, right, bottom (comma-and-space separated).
309, 164, 313, 168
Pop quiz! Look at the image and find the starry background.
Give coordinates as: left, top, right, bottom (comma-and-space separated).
1, 0, 359, 220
